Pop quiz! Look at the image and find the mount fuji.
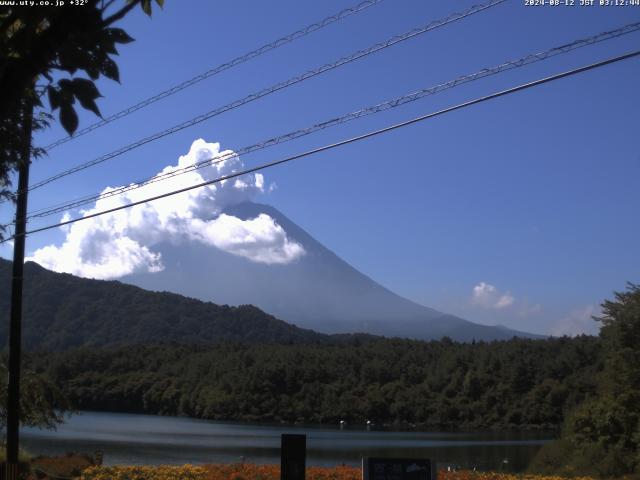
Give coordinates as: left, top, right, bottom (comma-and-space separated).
122, 201, 539, 341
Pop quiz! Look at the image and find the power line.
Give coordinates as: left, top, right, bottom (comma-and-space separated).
4, 49, 637, 244
22, 0, 506, 196
43, 0, 386, 151
21, 21, 640, 222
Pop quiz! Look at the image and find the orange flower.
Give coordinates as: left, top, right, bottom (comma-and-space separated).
80, 464, 598, 480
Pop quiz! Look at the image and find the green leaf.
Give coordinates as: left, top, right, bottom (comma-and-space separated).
100, 57, 120, 82
47, 86, 61, 110
57, 78, 73, 91
108, 27, 135, 45
71, 78, 101, 101
155, 0, 164, 7
102, 42, 119, 55
71, 79, 102, 118
85, 64, 100, 80
57, 45, 81, 75
141, 0, 152, 16
77, 96, 101, 118
57, 79, 77, 104
59, 102, 79, 135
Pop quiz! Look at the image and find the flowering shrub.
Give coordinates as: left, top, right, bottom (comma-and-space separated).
80, 464, 207, 480
31, 453, 95, 478
79, 464, 361, 480
440, 472, 595, 480
200, 464, 361, 480
79, 464, 598, 480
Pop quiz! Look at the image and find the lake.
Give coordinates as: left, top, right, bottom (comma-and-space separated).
22, 411, 552, 472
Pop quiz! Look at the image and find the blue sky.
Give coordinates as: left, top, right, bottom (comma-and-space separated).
1, 0, 639, 336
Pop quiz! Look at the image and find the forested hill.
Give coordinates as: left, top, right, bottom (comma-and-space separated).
28, 336, 601, 429
0, 259, 334, 350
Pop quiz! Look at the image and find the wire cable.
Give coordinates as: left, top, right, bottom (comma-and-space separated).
43, 0, 386, 151
21, 0, 506, 196
3, 48, 637, 244
22, 21, 640, 222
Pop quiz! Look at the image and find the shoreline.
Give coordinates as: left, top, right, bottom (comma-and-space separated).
51, 409, 563, 434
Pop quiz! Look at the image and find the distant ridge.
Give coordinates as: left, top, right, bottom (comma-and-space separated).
0, 258, 335, 351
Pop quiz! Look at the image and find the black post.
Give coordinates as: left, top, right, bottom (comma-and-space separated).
6, 96, 33, 480
281, 434, 306, 480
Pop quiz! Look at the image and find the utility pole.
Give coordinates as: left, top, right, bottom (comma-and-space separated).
6, 95, 34, 480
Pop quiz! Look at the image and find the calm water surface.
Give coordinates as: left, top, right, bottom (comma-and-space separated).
22, 411, 552, 471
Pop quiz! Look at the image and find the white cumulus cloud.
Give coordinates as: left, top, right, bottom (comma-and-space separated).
471, 282, 515, 309
550, 305, 600, 337
28, 139, 305, 279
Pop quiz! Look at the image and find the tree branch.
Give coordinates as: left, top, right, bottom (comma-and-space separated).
101, 0, 119, 13
102, 0, 141, 27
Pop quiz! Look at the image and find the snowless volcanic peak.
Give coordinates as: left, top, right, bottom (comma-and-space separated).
122, 201, 541, 342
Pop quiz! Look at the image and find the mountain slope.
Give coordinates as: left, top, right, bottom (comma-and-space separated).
0, 258, 331, 350
123, 202, 540, 341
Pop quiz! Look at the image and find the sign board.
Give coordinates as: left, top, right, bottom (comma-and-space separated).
281, 434, 306, 480
362, 458, 436, 480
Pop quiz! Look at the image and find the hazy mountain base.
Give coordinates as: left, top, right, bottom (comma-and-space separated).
0, 256, 532, 351
124, 201, 541, 342
26, 336, 600, 429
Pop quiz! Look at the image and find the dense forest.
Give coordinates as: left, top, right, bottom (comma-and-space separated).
27, 335, 600, 430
